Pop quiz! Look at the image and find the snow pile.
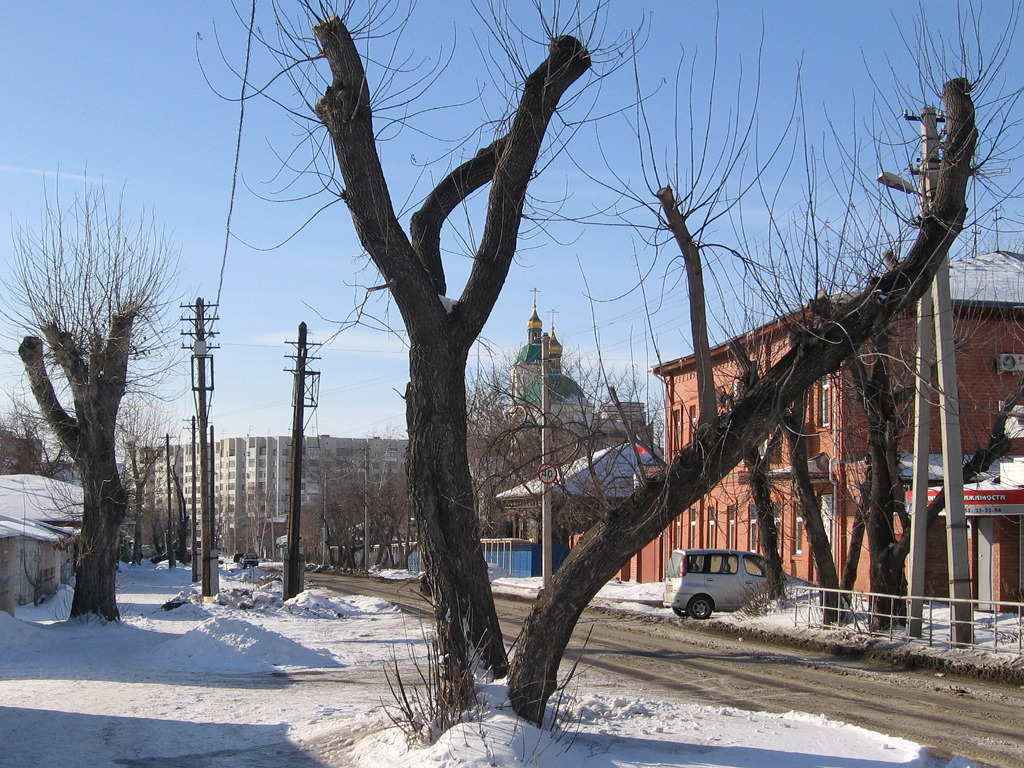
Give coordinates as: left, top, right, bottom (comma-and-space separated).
355, 686, 943, 768
285, 589, 397, 618
0, 607, 39, 650
151, 614, 340, 672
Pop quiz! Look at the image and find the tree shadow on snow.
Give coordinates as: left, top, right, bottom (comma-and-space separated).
0, 705, 340, 768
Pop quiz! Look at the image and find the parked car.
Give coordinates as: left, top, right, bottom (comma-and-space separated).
234, 553, 260, 569
662, 549, 767, 619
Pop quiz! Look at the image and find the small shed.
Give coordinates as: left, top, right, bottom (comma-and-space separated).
0, 516, 69, 614
0, 475, 82, 614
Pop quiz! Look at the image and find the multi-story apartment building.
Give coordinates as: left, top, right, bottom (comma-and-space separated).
152, 434, 407, 557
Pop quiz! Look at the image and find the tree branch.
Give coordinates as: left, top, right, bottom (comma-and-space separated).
410, 137, 508, 296
509, 77, 977, 725
658, 186, 716, 427
313, 16, 435, 318
17, 336, 82, 456
457, 35, 591, 343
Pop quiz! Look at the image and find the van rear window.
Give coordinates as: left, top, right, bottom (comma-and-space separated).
667, 552, 683, 577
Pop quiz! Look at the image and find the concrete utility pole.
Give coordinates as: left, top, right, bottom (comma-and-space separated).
541, 332, 553, 589
209, 424, 216, 575
363, 443, 370, 571
882, 105, 972, 644
165, 434, 175, 568
190, 417, 199, 582
183, 298, 218, 599
284, 322, 319, 599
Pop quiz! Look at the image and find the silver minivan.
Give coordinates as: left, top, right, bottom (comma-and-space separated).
663, 549, 768, 619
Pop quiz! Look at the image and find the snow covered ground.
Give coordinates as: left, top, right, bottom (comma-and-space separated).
0, 562, 978, 767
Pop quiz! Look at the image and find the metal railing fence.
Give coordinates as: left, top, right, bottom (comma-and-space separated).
787, 585, 1024, 656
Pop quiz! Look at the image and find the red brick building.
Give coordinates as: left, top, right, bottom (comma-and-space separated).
628, 251, 1024, 601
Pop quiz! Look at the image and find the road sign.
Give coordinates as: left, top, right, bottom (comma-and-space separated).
538, 463, 558, 484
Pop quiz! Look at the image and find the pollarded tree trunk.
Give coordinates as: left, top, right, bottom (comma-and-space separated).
311, 13, 591, 694
731, 340, 785, 597
407, 341, 506, 675
508, 78, 976, 725
849, 352, 909, 628
72, 454, 130, 620
783, 389, 840, 622
11, 185, 175, 622
745, 437, 786, 600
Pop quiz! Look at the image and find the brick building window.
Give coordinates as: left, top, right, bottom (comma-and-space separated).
726, 505, 736, 549
818, 376, 831, 427
748, 505, 759, 552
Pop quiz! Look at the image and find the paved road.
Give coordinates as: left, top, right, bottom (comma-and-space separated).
310, 572, 1024, 768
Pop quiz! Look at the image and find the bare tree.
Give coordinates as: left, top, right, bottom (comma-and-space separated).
117, 398, 176, 564
468, 349, 661, 544
300, 10, 593, 688
507, 77, 977, 723
7, 186, 177, 621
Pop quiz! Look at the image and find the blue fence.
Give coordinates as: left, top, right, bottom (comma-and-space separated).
405, 540, 567, 579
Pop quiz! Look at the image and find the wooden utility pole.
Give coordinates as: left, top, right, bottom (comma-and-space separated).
363, 443, 370, 571
284, 322, 319, 599
184, 298, 218, 599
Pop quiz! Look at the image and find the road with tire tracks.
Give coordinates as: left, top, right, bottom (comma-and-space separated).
309, 571, 1024, 768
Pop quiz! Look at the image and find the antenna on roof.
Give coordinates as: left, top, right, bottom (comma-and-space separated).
995, 205, 1001, 253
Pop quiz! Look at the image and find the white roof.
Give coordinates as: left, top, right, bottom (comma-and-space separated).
0, 514, 66, 542
898, 454, 996, 484
950, 251, 1024, 306
496, 444, 661, 501
0, 474, 83, 525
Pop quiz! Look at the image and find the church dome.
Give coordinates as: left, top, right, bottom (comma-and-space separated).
528, 305, 542, 330
549, 327, 563, 357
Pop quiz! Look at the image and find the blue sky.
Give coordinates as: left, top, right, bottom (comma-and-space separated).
0, 1, 1020, 444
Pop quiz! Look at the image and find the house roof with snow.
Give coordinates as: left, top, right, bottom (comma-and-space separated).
0, 475, 83, 527
496, 443, 661, 501
950, 251, 1024, 307
0, 514, 67, 542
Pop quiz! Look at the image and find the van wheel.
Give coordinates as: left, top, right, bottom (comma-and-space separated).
686, 594, 713, 620
671, 606, 687, 618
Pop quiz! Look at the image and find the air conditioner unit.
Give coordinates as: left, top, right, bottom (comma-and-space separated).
997, 353, 1024, 372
